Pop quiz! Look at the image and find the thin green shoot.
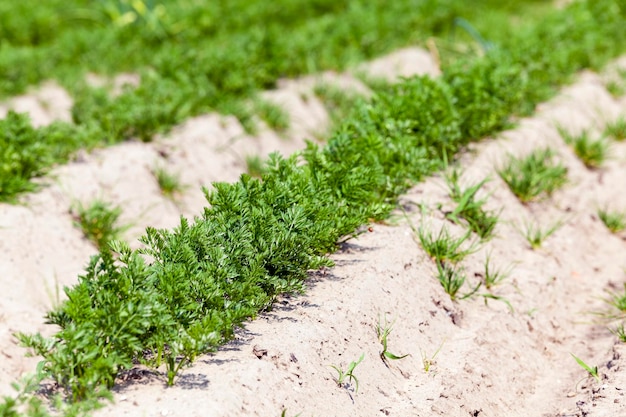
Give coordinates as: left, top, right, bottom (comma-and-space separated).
329, 354, 365, 393
453, 17, 495, 53
570, 353, 600, 383
415, 223, 479, 264
482, 252, 513, 289
376, 316, 409, 366
480, 293, 514, 313
280, 410, 301, 417
606, 80, 625, 98
598, 208, 626, 233
445, 170, 499, 241
436, 262, 481, 301
605, 68, 626, 98
71, 199, 128, 250
558, 128, 609, 169
610, 322, 626, 343
253, 99, 290, 133
604, 116, 626, 141
420, 340, 445, 373
245, 155, 266, 179
518, 218, 564, 250
605, 283, 626, 314
498, 148, 567, 203
153, 165, 184, 200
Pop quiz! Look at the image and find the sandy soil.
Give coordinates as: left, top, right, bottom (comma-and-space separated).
1, 49, 626, 417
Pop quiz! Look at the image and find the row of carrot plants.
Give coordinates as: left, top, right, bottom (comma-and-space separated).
3, 1, 626, 415
0, 0, 552, 202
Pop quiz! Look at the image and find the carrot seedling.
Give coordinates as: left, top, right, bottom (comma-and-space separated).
376, 317, 409, 365
558, 128, 608, 169
420, 340, 445, 373
445, 170, 499, 241
498, 148, 567, 203
571, 353, 600, 383
330, 354, 365, 393
415, 224, 479, 264
482, 252, 513, 289
604, 115, 626, 141
245, 155, 266, 178
518, 218, 564, 250
153, 165, 185, 200
71, 199, 128, 250
598, 208, 626, 233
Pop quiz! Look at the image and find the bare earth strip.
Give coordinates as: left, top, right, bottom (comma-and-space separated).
1, 51, 626, 416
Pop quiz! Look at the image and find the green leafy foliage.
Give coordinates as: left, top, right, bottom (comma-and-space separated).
376, 317, 409, 365
611, 323, 626, 343
559, 128, 608, 169
605, 283, 626, 313
436, 262, 467, 301
416, 224, 479, 265
518, 219, 564, 250
71, 200, 128, 250
571, 353, 600, 383
253, 99, 290, 133
445, 170, 499, 240
0, 0, 569, 202
330, 354, 365, 393
0, 111, 98, 202
245, 155, 266, 179
420, 340, 445, 373
313, 83, 366, 132
435, 262, 481, 301
604, 116, 626, 141
598, 208, 626, 233
481, 252, 513, 289
152, 165, 184, 200
605, 68, 626, 98
498, 148, 568, 203
7, 0, 626, 412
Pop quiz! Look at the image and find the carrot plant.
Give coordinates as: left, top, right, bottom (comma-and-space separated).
153, 165, 184, 200
71, 200, 127, 250
606, 80, 626, 98
518, 218, 564, 250
420, 340, 445, 373
445, 170, 499, 240
0, 111, 98, 202
598, 208, 626, 233
436, 262, 466, 301
611, 323, 626, 343
571, 353, 600, 383
604, 116, 626, 141
436, 262, 481, 301
253, 99, 290, 133
558, 128, 608, 169
330, 354, 365, 393
313, 83, 366, 131
245, 155, 266, 179
605, 284, 626, 314
498, 148, 567, 203
376, 317, 409, 365
481, 252, 513, 289
0, 0, 599, 202
416, 224, 479, 265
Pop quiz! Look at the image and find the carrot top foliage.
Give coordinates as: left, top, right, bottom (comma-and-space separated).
0, 0, 552, 202
3, 0, 626, 415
